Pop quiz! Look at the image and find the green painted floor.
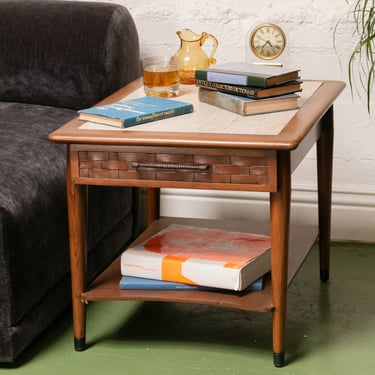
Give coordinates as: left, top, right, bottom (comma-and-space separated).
1, 242, 374, 374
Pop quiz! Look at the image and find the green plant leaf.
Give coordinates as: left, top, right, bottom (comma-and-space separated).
347, 0, 375, 112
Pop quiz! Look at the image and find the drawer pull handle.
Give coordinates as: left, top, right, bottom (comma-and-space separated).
132, 162, 209, 171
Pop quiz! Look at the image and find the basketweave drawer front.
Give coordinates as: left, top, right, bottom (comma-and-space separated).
77, 147, 277, 190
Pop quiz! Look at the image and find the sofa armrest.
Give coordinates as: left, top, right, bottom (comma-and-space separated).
0, 0, 141, 109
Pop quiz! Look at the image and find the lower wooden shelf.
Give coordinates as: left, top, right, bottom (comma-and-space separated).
81, 217, 318, 313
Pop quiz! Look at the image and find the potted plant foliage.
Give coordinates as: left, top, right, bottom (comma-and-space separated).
346, 0, 375, 112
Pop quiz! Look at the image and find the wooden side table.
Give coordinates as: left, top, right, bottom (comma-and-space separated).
49, 78, 345, 367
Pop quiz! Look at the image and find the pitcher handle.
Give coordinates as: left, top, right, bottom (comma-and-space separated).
201, 32, 218, 65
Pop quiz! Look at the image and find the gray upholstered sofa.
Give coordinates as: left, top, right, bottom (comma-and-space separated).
0, 0, 142, 362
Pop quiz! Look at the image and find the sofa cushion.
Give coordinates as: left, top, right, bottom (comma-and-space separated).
0, 102, 135, 327
0, 101, 74, 327
0, 0, 141, 109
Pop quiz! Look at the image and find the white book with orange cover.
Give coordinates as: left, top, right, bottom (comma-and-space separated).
120, 224, 271, 291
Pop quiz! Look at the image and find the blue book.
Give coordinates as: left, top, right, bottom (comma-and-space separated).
78, 96, 193, 128
119, 275, 264, 292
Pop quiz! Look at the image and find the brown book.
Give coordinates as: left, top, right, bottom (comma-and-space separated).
198, 88, 299, 116
196, 79, 302, 99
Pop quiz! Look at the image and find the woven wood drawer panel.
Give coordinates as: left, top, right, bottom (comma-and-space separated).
77, 147, 276, 190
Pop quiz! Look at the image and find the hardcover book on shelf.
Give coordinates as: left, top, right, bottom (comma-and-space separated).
198, 88, 299, 116
119, 275, 264, 292
195, 79, 302, 99
78, 96, 193, 128
120, 224, 271, 291
195, 62, 300, 88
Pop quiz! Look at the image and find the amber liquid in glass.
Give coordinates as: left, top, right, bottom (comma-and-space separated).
143, 64, 179, 97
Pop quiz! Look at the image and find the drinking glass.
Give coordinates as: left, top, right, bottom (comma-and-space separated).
143, 56, 179, 97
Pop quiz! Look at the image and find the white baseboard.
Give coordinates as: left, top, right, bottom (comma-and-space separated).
158, 186, 375, 243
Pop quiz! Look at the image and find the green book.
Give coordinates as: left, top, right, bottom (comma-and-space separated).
198, 88, 299, 116
78, 96, 193, 128
195, 62, 300, 88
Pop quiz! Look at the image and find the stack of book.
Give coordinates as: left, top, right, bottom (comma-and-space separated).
195, 62, 302, 116
119, 223, 271, 293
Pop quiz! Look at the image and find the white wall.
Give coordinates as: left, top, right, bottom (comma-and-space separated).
78, 0, 375, 242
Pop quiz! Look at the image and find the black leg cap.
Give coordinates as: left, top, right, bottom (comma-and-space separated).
320, 269, 330, 282
273, 352, 285, 367
74, 338, 86, 351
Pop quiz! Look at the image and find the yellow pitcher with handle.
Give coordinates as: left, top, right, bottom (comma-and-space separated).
173, 29, 218, 84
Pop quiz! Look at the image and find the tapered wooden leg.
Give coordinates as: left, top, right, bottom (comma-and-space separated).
66, 149, 88, 351
317, 106, 334, 282
270, 151, 291, 367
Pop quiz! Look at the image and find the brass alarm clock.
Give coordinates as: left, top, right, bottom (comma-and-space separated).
249, 23, 286, 61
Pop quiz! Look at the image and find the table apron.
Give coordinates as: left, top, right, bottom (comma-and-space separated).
69, 144, 278, 192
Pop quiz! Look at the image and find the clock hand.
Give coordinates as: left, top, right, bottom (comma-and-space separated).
261, 40, 273, 48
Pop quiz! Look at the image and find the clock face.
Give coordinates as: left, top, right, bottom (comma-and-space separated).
250, 24, 286, 60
